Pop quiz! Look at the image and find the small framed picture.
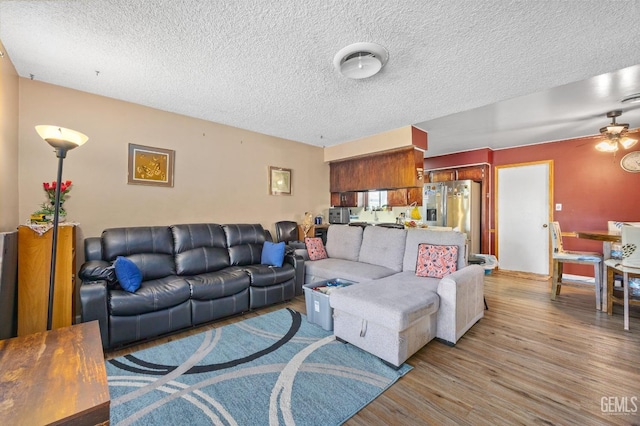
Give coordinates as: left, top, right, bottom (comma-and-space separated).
269, 166, 292, 195
128, 144, 175, 187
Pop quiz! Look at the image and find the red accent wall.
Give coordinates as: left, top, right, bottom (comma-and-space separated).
424, 130, 640, 276
411, 126, 428, 150
424, 148, 493, 169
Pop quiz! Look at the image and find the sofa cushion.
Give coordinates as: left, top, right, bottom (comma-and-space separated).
109, 275, 191, 316
244, 263, 296, 287
261, 241, 286, 267
402, 228, 467, 272
185, 267, 251, 300
102, 226, 176, 280
330, 279, 440, 332
358, 226, 407, 272
415, 244, 458, 278
325, 225, 363, 261
371, 271, 440, 292
102, 226, 174, 260
224, 224, 266, 266
304, 258, 396, 283
305, 237, 327, 261
126, 253, 177, 281
114, 256, 143, 292
172, 224, 230, 275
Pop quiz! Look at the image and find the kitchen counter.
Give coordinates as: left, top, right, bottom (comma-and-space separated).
348, 222, 405, 229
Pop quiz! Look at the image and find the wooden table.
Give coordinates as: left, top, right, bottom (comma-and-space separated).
576, 230, 622, 313
0, 321, 110, 425
575, 230, 621, 243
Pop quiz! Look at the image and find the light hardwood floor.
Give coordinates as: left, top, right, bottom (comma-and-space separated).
106, 272, 640, 425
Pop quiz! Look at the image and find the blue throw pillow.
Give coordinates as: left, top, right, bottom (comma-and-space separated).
261, 241, 285, 267
114, 256, 143, 292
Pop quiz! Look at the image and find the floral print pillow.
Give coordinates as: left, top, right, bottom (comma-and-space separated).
305, 237, 327, 261
415, 243, 458, 278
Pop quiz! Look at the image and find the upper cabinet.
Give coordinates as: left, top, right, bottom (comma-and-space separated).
330, 192, 362, 207
429, 169, 456, 182
428, 165, 485, 182
386, 187, 423, 206
330, 147, 425, 192
457, 166, 485, 181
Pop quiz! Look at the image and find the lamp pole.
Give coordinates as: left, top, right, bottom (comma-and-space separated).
46, 148, 68, 330
35, 125, 88, 331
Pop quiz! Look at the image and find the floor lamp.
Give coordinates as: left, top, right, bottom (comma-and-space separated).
35, 125, 88, 330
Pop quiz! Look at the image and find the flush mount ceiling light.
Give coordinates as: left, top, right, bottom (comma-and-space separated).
595, 110, 637, 152
333, 42, 389, 80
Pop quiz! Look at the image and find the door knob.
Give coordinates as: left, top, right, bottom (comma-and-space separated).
542, 224, 548, 228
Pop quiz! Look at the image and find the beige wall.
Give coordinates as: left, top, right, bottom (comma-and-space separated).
324, 125, 414, 162
18, 79, 329, 251
0, 41, 20, 232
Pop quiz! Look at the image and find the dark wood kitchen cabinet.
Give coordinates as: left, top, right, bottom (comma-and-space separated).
386, 187, 423, 206
331, 192, 361, 207
330, 147, 424, 192
429, 169, 456, 182
429, 165, 485, 182
457, 166, 485, 181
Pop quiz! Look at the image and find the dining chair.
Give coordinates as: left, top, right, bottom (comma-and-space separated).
549, 222, 603, 310
608, 220, 624, 259
605, 225, 640, 330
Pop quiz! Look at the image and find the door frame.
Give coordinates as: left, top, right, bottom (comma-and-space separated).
494, 160, 554, 275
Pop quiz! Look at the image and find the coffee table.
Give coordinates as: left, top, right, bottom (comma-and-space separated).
0, 321, 110, 425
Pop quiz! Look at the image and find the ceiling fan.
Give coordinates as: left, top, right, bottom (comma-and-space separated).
595, 110, 638, 152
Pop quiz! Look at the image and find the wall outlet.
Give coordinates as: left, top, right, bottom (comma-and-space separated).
555, 203, 562, 211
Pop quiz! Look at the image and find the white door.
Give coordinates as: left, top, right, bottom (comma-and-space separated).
496, 161, 552, 275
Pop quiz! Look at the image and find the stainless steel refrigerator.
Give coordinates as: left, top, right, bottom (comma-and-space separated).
423, 180, 481, 254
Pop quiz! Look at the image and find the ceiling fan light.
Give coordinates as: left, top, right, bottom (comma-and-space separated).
621, 137, 638, 150
595, 140, 619, 152
605, 124, 627, 135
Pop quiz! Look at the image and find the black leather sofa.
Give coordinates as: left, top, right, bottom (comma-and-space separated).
79, 223, 304, 349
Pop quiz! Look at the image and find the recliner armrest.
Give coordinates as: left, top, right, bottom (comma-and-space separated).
79, 280, 110, 349
284, 253, 305, 296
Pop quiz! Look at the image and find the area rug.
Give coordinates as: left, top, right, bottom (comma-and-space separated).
107, 308, 412, 425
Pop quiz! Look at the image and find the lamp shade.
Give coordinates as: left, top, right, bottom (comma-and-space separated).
35, 125, 88, 150
595, 140, 618, 152
620, 137, 638, 150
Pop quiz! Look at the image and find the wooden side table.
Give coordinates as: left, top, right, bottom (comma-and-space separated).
0, 321, 110, 425
18, 224, 76, 335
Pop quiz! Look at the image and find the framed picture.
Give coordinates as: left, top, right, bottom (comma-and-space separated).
269, 166, 292, 195
128, 144, 175, 187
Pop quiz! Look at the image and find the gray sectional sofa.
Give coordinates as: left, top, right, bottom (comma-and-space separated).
79, 223, 303, 349
298, 224, 484, 366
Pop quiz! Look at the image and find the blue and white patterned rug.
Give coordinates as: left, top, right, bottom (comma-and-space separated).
107, 308, 412, 425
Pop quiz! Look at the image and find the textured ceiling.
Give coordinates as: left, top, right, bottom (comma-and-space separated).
1, 1, 640, 157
